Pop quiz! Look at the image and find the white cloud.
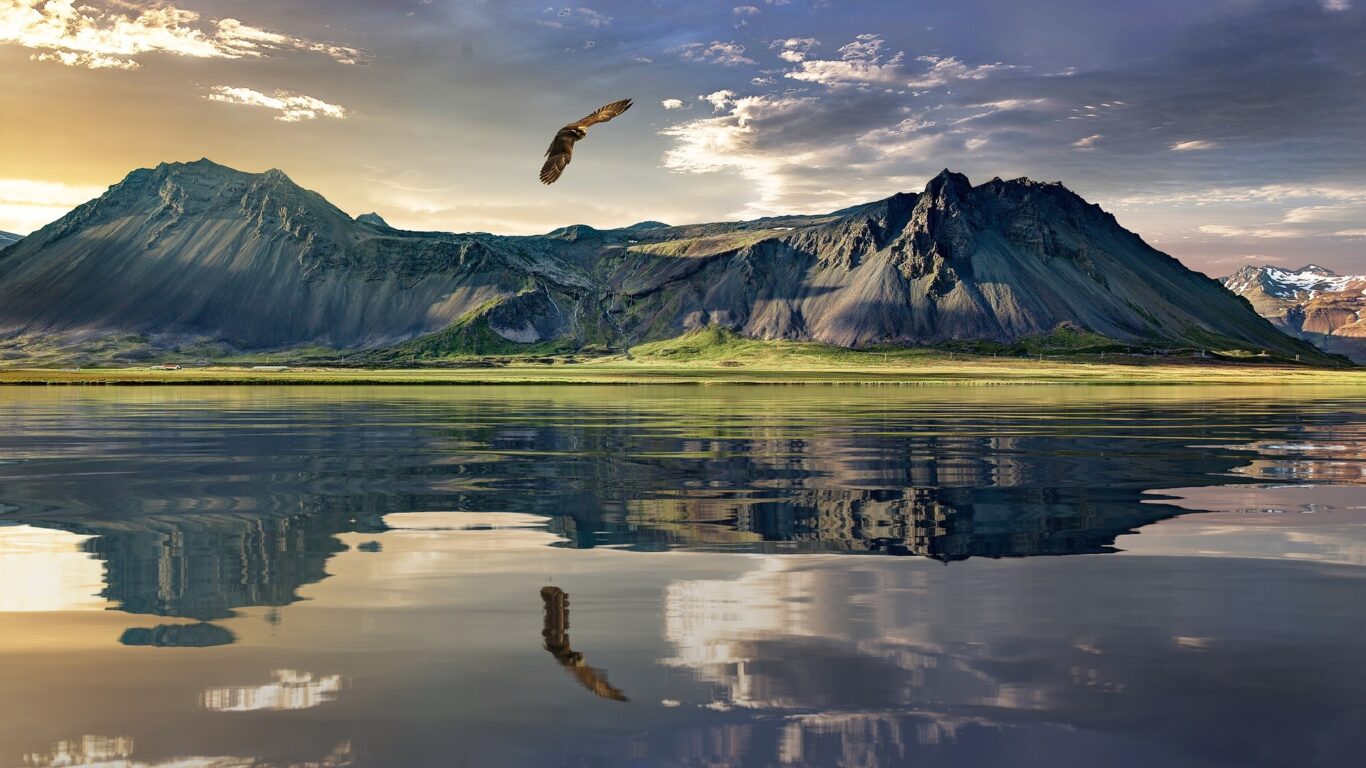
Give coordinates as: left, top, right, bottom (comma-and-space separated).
661, 98, 686, 110
0, 0, 370, 70
1115, 183, 1366, 207
1321, 0, 1351, 11
573, 7, 612, 27
1120, 184, 1366, 244
771, 37, 818, 63
785, 35, 1008, 88
906, 55, 1011, 88
1171, 140, 1219, 152
657, 39, 1030, 218
206, 86, 348, 122
1281, 203, 1364, 224
662, 93, 826, 216
658, 86, 972, 219
202, 670, 343, 712
0, 177, 107, 234
702, 89, 737, 112
786, 33, 905, 85
733, 5, 760, 15
1199, 224, 1298, 239
1073, 134, 1102, 150
678, 40, 755, 66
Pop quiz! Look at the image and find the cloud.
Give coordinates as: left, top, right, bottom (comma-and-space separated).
656, 34, 1045, 217
206, 86, 348, 122
1114, 184, 1366, 207
661, 98, 687, 110
678, 40, 756, 66
0, 0, 370, 70
574, 7, 612, 27
1194, 195, 1366, 241
1073, 134, 1103, 150
733, 5, 760, 15
662, 93, 829, 215
785, 33, 906, 85
784, 34, 1008, 88
906, 55, 1012, 88
0, 178, 108, 234
1199, 224, 1298, 239
1170, 140, 1219, 152
771, 37, 818, 63
1322, 0, 1351, 10
539, 6, 611, 28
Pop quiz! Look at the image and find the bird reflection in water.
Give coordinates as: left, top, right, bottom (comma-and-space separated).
540, 586, 629, 702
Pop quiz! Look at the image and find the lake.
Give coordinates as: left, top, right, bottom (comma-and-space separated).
1, 385, 1363, 767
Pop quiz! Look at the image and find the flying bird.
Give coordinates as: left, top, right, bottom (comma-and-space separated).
540, 586, 629, 702
539, 98, 633, 185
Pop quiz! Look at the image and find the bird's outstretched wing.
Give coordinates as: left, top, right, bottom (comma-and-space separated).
569, 98, 633, 130
540, 98, 632, 184
541, 586, 630, 702
540, 129, 577, 185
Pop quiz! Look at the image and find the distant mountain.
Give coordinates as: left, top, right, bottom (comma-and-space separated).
0, 159, 1336, 365
1222, 264, 1366, 363
0, 230, 20, 248
355, 212, 390, 228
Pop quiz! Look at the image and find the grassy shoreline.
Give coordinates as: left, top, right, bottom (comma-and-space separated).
2, 358, 1362, 387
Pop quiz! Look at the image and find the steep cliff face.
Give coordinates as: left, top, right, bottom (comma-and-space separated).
0, 160, 1333, 363
591, 170, 1318, 357
1222, 264, 1366, 363
0, 160, 581, 350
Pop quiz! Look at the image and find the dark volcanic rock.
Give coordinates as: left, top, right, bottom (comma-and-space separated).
0, 160, 1333, 362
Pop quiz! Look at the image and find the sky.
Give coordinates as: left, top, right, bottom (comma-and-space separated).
1, 0, 1364, 276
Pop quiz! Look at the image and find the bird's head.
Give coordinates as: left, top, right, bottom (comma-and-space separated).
572, 127, 588, 139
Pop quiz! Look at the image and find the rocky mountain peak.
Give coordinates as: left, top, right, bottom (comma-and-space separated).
905, 170, 982, 262
922, 169, 974, 202
0, 159, 1339, 366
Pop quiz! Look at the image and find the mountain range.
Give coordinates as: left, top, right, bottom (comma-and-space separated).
0, 159, 1337, 366
0, 231, 20, 248
1222, 264, 1366, 363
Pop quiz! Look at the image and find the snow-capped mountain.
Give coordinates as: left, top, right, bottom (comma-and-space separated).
1222, 264, 1366, 363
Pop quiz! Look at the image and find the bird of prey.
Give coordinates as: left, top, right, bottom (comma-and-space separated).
539, 98, 633, 185
540, 586, 629, 702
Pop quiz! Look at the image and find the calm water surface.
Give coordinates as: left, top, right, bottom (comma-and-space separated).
0, 385, 1364, 767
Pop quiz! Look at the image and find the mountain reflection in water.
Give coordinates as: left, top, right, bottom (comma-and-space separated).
4, 386, 1356, 625
0, 386, 1362, 767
